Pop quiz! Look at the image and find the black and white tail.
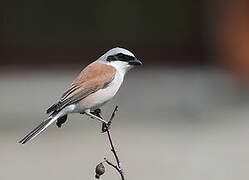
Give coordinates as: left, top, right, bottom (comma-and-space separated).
19, 113, 58, 144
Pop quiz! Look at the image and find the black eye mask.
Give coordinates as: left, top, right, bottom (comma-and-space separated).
107, 53, 135, 62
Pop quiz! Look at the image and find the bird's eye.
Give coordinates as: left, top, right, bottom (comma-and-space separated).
116, 53, 135, 62
107, 53, 135, 62
106, 55, 117, 62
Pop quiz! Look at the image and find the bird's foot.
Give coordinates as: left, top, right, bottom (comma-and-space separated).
91, 109, 102, 116
101, 122, 111, 132
91, 109, 111, 132
81, 109, 101, 119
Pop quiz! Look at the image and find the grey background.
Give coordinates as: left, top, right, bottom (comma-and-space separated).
1, 66, 249, 180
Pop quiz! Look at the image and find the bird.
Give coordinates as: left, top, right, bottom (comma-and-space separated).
19, 47, 142, 144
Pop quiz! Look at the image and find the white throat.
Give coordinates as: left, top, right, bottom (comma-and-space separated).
96, 59, 131, 78
109, 61, 132, 77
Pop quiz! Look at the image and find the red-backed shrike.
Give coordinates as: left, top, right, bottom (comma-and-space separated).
19, 47, 142, 144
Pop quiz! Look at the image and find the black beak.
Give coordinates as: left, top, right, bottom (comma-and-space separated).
128, 58, 142, 66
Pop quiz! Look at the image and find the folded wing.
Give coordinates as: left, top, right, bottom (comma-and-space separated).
46, 63, 116, 114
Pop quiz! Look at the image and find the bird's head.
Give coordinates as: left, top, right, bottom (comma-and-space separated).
97, 47, 142, 75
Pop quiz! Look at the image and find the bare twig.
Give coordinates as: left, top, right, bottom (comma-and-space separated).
104, 158, 120, 173
95, 106, 125, 180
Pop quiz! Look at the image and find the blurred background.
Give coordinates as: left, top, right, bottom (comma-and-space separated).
1, 0, 249, 179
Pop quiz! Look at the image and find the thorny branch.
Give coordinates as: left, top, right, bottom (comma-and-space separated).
95, 106, 125, 180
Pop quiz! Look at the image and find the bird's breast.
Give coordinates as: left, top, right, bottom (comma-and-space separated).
77, 72, 123, 111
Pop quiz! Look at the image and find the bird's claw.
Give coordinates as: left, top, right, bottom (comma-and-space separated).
102, 121, 111, 132
91, 109, 102, 116
82, 108, 110, 132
